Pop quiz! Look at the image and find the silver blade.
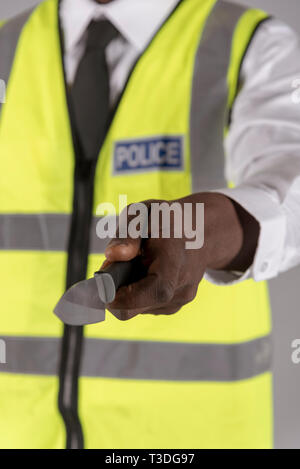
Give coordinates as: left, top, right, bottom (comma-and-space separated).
54, 277, 106, 326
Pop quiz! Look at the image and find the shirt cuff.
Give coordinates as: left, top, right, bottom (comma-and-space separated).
204, 185, 287, 286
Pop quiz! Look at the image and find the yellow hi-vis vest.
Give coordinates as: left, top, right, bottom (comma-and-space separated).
0, 0, 272, 449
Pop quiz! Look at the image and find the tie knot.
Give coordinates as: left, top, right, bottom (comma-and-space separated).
86, 19, 119, 50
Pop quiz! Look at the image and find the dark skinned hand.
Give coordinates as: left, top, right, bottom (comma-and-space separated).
102, 192, 259, 321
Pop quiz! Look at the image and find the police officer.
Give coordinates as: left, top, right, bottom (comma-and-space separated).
1, 0, 300, 449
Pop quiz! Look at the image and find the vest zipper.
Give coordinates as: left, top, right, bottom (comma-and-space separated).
58, 159, 97, 449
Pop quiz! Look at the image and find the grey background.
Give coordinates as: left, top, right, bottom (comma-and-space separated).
1, 0, 299, 449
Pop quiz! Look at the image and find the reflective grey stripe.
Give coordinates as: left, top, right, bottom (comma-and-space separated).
0, 335, 272, 381
0, 336, 60, 376
0, 8, 35, 117
0, 214, 70, 252
190, 1, 246, 191
0, 214, 108, 253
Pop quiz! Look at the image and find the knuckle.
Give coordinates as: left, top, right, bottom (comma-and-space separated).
183, 286, 198, 304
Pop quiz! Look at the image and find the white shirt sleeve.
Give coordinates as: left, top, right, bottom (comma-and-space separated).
205, 18, 300, 285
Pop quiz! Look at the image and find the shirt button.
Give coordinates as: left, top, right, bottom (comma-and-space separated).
260, 261, 269, 273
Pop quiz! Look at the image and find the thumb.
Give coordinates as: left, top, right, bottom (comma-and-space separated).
105, 237, 141, 262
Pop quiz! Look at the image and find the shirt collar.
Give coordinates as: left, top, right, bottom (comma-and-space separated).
60, 0, 180, 54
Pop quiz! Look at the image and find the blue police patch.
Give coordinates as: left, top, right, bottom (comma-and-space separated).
113, 136, 184, 174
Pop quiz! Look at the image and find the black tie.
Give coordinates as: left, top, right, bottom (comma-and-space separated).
71, 20, 118, 161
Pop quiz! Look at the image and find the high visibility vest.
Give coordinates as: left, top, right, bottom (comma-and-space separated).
0, 0, 272, 449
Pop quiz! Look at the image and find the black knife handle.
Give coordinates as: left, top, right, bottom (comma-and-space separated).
94, 258, 147, 304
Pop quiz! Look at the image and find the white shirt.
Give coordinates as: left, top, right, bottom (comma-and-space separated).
60, 0, 300, 285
